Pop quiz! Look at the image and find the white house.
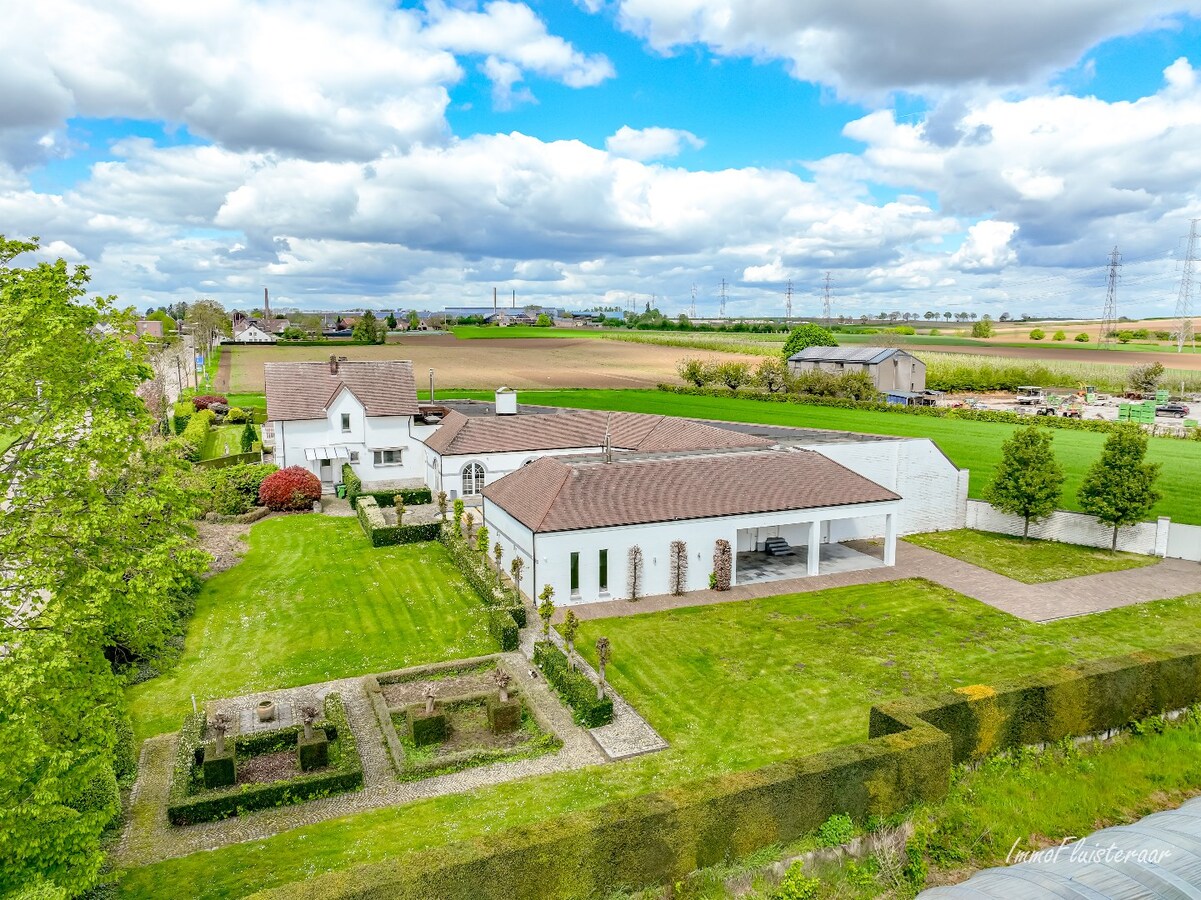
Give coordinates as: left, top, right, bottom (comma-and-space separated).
421, 406, 771, 500
483, 449, 902, 606
225, 321, 277, 344
264, 357, 427, 490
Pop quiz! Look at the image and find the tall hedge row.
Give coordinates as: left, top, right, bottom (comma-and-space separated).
252, 643, 1201, 900
532, 641, 613, 727
439, 530, 523, 651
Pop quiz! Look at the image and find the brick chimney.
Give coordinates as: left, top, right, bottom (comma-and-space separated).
329, 354, 338, 375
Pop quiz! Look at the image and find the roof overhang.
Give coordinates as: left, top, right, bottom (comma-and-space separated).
303, 446, 352, 461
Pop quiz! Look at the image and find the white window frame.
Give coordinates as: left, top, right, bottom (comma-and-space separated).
348, 451, 360, 463
372, 448, 404, 466
462, 462, 485, 496
341, 413, 351, 432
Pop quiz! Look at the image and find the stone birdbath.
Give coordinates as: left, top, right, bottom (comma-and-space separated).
256, 699, 276, 722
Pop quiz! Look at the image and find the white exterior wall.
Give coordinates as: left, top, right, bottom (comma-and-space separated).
1166, 522, 1201, 561
964, 500, 1161, 555
485, 500, 898, 607
224, 325, 276, 343
428, 446, 604, 499
271, 389, 423, 486
800, 439, 967, 539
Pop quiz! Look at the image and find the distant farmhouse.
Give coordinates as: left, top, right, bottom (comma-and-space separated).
787, 346, 926, 394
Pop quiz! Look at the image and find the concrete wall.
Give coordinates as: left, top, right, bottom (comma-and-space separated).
800, 439, 967, 539
964, 500, 1162, 555
1166, 522, 1201, 561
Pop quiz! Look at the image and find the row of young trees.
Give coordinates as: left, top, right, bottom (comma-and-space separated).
986, 424, 1161, 549
1, 238, 209, 894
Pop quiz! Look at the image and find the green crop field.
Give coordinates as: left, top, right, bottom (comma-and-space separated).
443, 388, 1201, 524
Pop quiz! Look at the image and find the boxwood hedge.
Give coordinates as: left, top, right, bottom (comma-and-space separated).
532, 641, 613, 727
355, 496, 442, 547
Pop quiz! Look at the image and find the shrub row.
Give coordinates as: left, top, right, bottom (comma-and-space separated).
532, 642, 613, 727
195, 450, 264, 471
172, 400, 193, 435
176, 408, 216, 461
657, 384, 1125, 434
167, 694, 361, 826
354, 496, 442, 547
354, 488, 434, 508
341, 463, 363, 502
438, 531, 524, 650
254, 643, 1201, 900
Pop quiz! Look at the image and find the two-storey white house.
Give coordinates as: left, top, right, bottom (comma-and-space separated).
264, 357, 428, 491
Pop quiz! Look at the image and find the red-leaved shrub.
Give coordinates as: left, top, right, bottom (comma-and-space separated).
258, 466, 322, 511
192, 394, 229, 411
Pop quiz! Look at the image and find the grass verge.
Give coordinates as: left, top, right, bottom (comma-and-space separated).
904, 529, 1158, 583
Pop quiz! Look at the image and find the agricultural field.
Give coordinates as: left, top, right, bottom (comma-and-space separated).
118, 575, 1201, 898
444, 388, 1201, 525
126, 516, 495, 742
227, 337, 761, 393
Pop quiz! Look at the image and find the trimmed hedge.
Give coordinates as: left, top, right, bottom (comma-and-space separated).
657, 384, 1127, 435
260, 643, 1201, 900
439, 531, 522, 652
172, 400, 193, 435
355, 496, 442, 547
195, 450, 264, 470
341, 463, 362, 502
486, 607, 519, 651
167, 694, 361, 826
354, 488, 434, 508
177, 408, 216, 461
533, 641, 613, 727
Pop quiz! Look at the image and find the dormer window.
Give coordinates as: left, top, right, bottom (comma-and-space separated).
341, 413, 351, 432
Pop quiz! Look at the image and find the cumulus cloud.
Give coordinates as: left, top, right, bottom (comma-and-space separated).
607, 0, 1198, 98
951, 221, 1019, 272
605, 126, 705, 161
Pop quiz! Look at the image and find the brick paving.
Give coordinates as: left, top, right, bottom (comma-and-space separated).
563, 542, 1201, 624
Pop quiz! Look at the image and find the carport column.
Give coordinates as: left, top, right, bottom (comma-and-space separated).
884, 512, 897, 566
807, 519, 821, 576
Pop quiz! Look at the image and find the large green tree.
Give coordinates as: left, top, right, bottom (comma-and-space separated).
0, 237, 207, 895
351, 309, 382, 344
1078, 425, 1162, 552
983, 426, 1065, 538
781, 323, 838, 359
184, 297, 229, 360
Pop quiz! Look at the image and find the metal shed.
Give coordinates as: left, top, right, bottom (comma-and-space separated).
920, 796, 1201, 898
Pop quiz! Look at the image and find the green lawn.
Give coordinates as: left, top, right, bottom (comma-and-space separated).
226, 392, 267, 409
126, 517, 495, 742
904, 529, 1159, 583
442, 388, 1201, 525
118, 579, 1201, 898
198, 424, 253, 460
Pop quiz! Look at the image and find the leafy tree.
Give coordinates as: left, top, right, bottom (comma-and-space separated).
595, 636, 611, 699
983, 426, 1065, 538
561, 610, 580, 668
1029, 328, 1045, 340
1117, 330, 1134, 344
676, 357, 712, 387
408, 310, 420, 330
971, 319, 994, 338
493, 542, 504, 586
437, 490, 447, 521
351, 310, 382, 344
1078, 425, 1162, 552
185, 297, 230, 360
714, 361, 751, 390
537, 586, 555, 638
1128, 361, 1165, 394
755, 357, 790, 393
1075, 332, 1090, 343
509, 556, 525, 600
476, 525, 489, 553
453, 498, 465, 534
1053, 330, 1067, 341
0, 237, 207, 894
535, 313, 553, 327
781, 323, 838, 359
385, 312, 398, 330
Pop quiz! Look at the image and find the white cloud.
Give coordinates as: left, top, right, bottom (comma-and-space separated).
950, 221, 1019, 272
605, 126, 705, 161
606, 0, 1199, 98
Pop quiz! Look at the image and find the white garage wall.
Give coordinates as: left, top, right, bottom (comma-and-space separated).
965, 501, 1162, 555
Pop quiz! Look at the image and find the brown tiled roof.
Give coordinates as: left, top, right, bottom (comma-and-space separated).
265, 360, 419, 421
423, 409, 771, 456
483, 449, 900, 533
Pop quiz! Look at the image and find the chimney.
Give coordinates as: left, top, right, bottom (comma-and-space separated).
494, 386, 517, 415
264, 287, 270, 321
329, 354, 338, 375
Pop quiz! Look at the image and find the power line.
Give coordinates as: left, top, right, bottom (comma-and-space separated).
1175, 220, 1198, 353
1098, 246, 1121, 348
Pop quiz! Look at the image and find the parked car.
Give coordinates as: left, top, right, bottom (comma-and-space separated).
1156, 403, 1190, 417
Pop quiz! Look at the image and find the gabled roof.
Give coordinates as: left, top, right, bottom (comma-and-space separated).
423, 409, 771, 456
265, 360, 419, 422
788, 346, 917, 365
483, 449, 899, 533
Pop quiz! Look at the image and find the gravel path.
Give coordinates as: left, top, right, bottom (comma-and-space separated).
117, 654, 606, 868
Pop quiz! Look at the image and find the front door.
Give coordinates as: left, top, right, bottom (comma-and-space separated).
319, 459, 333, 485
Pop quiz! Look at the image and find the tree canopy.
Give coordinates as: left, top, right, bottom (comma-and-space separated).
0, 236, 207, 894
1077, 425, 1162, 551
983, 426, 1065, 537
351, 310, 383, 344
780, 323, 838, 358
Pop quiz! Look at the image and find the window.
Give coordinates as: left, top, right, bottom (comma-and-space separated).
598, 549, 608, 592
373, 449, 403, 466
349, 451, 360, 463
462, 462, 485, 496
340, 413, 351, 432
570, 552, 580, 595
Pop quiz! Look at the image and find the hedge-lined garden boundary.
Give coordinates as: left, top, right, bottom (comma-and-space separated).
340, 463, 433, 507
439, 530, 524, 651
657, 384, 1131, 435
355, 497, 442, 547
167, 694, 361, 826
533, 642, 613, 727
253, 643, 1201, 900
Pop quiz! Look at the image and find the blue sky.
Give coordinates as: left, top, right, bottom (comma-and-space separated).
3, 1, 1201, 317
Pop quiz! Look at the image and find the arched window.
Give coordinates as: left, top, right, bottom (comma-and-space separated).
462, 462, 485, 496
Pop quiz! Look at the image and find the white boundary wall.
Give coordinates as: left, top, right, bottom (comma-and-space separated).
963, 500, 1201, 560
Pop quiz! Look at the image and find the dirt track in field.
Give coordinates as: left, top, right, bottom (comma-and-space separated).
910, 343, 1201, 369
229, 336, 762, 393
